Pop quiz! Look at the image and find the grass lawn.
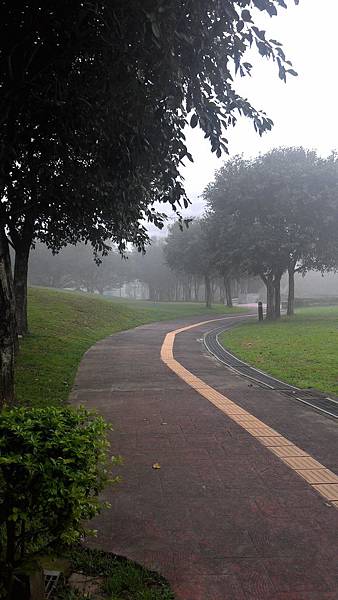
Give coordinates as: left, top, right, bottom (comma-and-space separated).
220, 306, 338, 396
16, 287, 243, 407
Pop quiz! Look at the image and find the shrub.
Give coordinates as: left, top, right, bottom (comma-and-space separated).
0, 406, 112, 582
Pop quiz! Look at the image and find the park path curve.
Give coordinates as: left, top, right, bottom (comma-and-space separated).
71, 314, 338, 600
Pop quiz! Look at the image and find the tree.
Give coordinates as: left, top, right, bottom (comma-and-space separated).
0, 232, 17, 405
203, 210, 242, 308
239, 148, 338, 317
279, 150, 338, 315
4, 138, 153, 333
164, 219, 217, 308
205, 154, 293, 318
0, 0, 298, 404
131, 239, 179, 302
205, 150, 338, 319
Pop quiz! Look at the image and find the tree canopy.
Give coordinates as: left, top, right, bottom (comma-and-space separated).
204, 149, 338, 318
1, 0, 298, 230
165, 219, 219, 307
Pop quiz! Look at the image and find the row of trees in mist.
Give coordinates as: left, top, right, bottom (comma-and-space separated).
29, 147, 338, 320
167, 147, 338, 320
29, 239, 261, 304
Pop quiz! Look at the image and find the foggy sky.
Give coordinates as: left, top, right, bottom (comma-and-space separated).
149, 0, 338, 234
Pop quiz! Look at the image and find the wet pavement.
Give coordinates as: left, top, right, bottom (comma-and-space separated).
71, 315, 338, 600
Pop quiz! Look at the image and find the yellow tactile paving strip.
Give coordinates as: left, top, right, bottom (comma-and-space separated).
161, 317, 338, 509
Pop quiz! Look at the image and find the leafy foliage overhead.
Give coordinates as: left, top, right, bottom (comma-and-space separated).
0, 0, 298, 247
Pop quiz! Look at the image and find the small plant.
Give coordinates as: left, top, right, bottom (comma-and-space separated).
0, 406, 113, 595
104, 559, 174, 599
59, 546, 175, 600
56, 587, 93, 600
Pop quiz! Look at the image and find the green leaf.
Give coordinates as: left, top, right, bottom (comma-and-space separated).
287, 68, 298, 77
151, 21, 160, 39
241, 9, 252, 22
190, 114, 198, 128
0, 406, 113, 565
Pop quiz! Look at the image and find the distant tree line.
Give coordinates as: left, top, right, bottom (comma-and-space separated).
28, 244, 129, 295
28, 147, 338, 320
28, 238, 262, 304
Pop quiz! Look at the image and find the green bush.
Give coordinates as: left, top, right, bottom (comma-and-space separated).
0, 406, 112, 582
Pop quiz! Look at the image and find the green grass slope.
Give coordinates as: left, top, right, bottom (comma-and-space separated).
16, 287, 243, 407
221, 306, 338, 396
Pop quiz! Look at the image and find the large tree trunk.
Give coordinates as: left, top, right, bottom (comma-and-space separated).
219, 281, 225, 305
205, 274, 212, 308
0, 228, 17, 408
14, 246, 30, 336
224, 277, 233, 307
273, 274, 282, 319
264, 274, 274, 320
10, 218, 35, 337
184, 279, 192, 301
287, 262, 296, 316
193, 278, 200, 302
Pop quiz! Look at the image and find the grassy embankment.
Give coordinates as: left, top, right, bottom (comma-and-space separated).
221, 306, 338, 396
16, 287, 243, 407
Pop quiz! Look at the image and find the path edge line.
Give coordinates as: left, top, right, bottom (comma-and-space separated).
160, 316, 338, 510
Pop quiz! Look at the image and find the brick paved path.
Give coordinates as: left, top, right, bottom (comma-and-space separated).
71, 316, 338, 600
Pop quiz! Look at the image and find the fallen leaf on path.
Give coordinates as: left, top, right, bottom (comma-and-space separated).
152, 463, 161, 469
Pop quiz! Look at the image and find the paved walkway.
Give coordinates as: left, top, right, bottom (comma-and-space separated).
71, 315, 338, 600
